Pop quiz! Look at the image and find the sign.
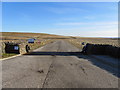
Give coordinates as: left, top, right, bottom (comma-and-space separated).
14, 46, 19, 50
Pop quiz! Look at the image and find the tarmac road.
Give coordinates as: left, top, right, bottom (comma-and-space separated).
2, 40, 118, 88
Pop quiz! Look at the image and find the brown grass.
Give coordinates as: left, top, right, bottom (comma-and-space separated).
67, 38, 119, 49
1, 32, 119, 55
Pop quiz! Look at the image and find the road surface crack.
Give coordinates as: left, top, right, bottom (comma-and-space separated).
42, 57, 55, 88
80, 66, 87, 75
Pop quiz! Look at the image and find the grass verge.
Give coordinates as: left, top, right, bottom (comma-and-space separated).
1, 39, 55, 59
1, 53, 18, 59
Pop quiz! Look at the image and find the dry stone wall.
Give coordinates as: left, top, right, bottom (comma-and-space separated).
2, 39, 54, 55
83, 43, 120, 58
19, 43, 29, 54
1, 42, 6, 54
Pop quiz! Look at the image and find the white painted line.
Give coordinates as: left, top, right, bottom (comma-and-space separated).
0, 54, 22, 61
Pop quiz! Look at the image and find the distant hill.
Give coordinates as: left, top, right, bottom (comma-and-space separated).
0, 32, 119, 47
1, 32, 70, 40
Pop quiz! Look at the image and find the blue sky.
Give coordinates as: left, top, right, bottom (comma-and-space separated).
2, 2, 118, 37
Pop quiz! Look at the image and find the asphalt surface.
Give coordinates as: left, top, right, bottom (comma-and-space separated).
2, 40, 118, 88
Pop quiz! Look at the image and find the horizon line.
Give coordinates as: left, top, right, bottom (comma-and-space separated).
1, 31, 119, 38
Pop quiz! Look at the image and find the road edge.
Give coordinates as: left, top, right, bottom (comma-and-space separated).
0, 45, 46, 61
0, 54, 22, 61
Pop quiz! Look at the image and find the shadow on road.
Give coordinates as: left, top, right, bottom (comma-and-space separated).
24, 51, 119, 78
24, 51, 82, 56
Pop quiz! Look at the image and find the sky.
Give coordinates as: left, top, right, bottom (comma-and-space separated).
2, 2, 118, 37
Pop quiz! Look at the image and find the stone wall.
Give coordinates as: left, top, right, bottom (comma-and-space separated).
2, 39, 54, 55
1, 42, 6, 54
83, 43, 120, 58
19, 43, 30, 54
1, 42, 30, 54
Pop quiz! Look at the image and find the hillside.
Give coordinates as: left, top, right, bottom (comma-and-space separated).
1, 32, 119, 47
1, 32, 69, 42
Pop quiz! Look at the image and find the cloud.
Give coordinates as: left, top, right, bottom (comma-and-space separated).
84, 16, 95, 20
47, 7, 88, 14
50, 28, 118, 37
52, 21, 118, 37
81, 30, 118, 37
56, 21, 117, 26
56, 22, 85, 25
